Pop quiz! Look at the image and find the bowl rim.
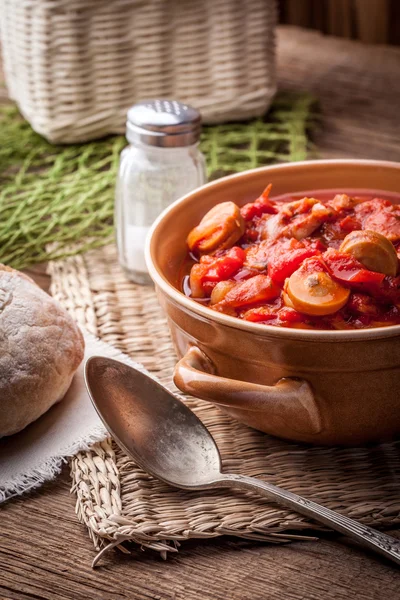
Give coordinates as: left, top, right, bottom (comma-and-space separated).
145, 158, 400, 342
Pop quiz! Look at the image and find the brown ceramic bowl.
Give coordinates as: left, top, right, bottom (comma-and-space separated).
146, 159, 400, 446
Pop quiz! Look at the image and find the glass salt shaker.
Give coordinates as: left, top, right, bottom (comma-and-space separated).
115, 99, 207, 284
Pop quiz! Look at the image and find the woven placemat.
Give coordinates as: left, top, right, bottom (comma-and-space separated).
49, 245, 400, 562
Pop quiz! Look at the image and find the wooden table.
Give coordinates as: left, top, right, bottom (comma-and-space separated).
1, 27, 400, 600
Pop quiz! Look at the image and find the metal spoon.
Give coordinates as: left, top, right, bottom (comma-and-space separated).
85, 356, 400, 567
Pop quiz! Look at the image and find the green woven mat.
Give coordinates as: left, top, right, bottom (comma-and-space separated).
0, 94, 316, 270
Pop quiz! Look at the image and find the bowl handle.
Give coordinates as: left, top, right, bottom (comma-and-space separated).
173, 346, 323, 435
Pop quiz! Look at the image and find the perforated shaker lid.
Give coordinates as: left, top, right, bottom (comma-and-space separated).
126, 99, 202, 147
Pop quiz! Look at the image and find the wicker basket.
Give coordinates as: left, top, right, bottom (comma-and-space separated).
0, 0, 277, 143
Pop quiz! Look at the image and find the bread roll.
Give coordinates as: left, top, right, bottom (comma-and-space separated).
0, 265, 84, 437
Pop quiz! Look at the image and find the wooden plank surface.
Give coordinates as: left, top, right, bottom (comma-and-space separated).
277, 28, 400, 161
1, 26, 400, 600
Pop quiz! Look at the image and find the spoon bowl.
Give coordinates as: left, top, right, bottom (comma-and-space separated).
85, 355, 400, 567
85, 356, 222, 488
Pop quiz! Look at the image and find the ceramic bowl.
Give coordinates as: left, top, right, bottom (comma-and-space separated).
146, 160, 400, 445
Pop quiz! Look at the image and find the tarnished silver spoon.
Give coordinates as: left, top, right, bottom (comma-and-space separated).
85, 356, 400, 567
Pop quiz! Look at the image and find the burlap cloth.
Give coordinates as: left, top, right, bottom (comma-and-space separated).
49, 245, 400, 563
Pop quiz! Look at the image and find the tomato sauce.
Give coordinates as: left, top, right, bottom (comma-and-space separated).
182, 188, 400, 330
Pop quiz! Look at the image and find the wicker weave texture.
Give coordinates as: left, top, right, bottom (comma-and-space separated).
49, 245, 400, 562
0, 0, 276, 143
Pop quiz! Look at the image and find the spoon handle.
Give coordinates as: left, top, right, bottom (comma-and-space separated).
220, 473, 400, 566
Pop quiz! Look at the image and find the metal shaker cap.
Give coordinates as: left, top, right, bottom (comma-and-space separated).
126, 99, 202, 147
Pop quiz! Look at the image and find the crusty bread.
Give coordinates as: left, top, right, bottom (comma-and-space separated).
0, 265, 84, 437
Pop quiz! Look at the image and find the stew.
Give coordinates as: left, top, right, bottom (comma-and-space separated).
182, 187, 400, 329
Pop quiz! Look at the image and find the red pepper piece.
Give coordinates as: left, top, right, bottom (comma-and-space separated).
221, 274, 280, 308
277, 307, 305, 323
189, 247, 245, 297
268, 245, 322, 285
347, 270, 385, 284
201, 247, 245, 281
323, 249, 385, 286
240, 184, 277, 221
